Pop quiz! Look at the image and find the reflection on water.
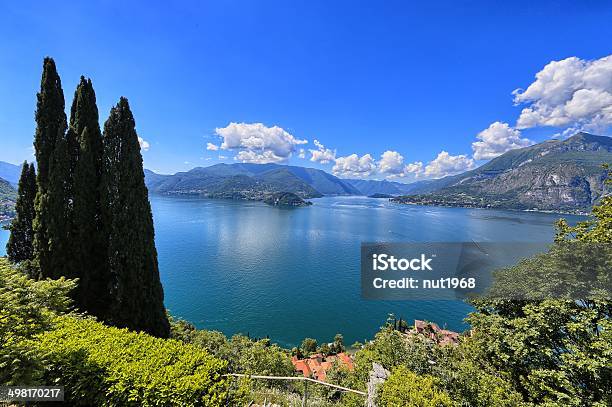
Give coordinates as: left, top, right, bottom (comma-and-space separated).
150, 195, 584, 348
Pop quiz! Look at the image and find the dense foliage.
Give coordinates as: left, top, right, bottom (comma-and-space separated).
378, 366, 452, 407
0, 258, 236, 406
32, 317, 230, 406
101, 97, 169, 337
33, 57, 70, 281
15, 58, 169, 336
0, 258, 75, 385
6, 162, 36, 263
67, 77, 108, 318
171, 318, 295, 377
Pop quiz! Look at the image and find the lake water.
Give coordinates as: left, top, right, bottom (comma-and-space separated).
0, 196, 585, 348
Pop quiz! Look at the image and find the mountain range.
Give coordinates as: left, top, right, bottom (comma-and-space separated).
145, 133, 611, 212
3, 132, 609, 216
145, 163, 360, 199
392, 132, 612, 211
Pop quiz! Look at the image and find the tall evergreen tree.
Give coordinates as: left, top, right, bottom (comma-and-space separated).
101, 97, 170, 337
32, 57, 70, 279
67, 77, 108, 317
7, 162, 37, 263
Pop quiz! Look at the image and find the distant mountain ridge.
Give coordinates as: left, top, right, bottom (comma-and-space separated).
0, 161, 23, 186
343, 178, 426, 196
144, 133, 611, 211
393, 132, 612, 211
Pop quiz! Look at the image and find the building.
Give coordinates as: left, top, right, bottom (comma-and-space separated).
291, 352, 354, 382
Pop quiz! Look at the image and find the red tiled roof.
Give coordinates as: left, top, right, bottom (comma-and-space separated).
291, 352, 354, 381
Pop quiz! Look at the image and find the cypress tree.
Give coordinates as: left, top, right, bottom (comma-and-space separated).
101, 97, 170, 337
68, 77, 108, 317
32, 57, 70, 279
7, 162, 37, 263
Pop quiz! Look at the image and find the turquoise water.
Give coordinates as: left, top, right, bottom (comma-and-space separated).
0, 197, 585, 348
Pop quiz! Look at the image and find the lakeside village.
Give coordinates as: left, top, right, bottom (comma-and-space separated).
290, 319, 460, 382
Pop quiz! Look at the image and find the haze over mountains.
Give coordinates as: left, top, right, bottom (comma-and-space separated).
145, 133, 612, 211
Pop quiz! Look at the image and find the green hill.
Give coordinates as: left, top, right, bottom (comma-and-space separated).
144, 162, 362, 201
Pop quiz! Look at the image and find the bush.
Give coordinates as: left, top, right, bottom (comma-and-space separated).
0, 258, 75, 384
353, 327, 435, 383
378, 365, 452, 407
30, 316, 234, 406
170, 317, 294, 378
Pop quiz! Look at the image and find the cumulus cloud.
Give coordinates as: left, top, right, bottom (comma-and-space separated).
298, 148, 306, 159
378, 150, 406, 176
513, 55, 612, 132
138, 136, 150, 151
472, 121, 534, 160
309, 139, 336, 164
215, 122, 307, 163
405, 161, 424, 176
423, 151, 475, 178
332, 153, 376, 177
206, 142, 219, 151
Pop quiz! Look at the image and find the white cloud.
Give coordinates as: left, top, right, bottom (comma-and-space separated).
235, 150, 286, 164
215, 122, 307, 163
472, 121, 533, 160
309, 139, 336, 164
424, 151, 475, 178
332, 153, 376, 177
513, 55, 612, 132
405, 161, 423, 176
138, 136, 150, 151
378, 150, 406, 176
206, 142, 219, 151
298, 148, 306, 159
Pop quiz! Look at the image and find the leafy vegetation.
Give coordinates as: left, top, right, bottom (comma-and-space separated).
0, 258, 236, 405
0, 257, 74, 385
31, 317, 231, 406
378, 366, 453, 407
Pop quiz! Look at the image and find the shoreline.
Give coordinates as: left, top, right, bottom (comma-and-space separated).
388, 199, 590, 216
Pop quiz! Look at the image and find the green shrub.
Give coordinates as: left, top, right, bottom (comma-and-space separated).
170, 317, 294, 378
30, 316, 234, 406
0, 257, 75, 384
353, 327, 435, 383
378, 365, 452, 407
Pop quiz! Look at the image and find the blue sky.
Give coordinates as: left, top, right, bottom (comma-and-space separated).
1, 1, 611, 180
